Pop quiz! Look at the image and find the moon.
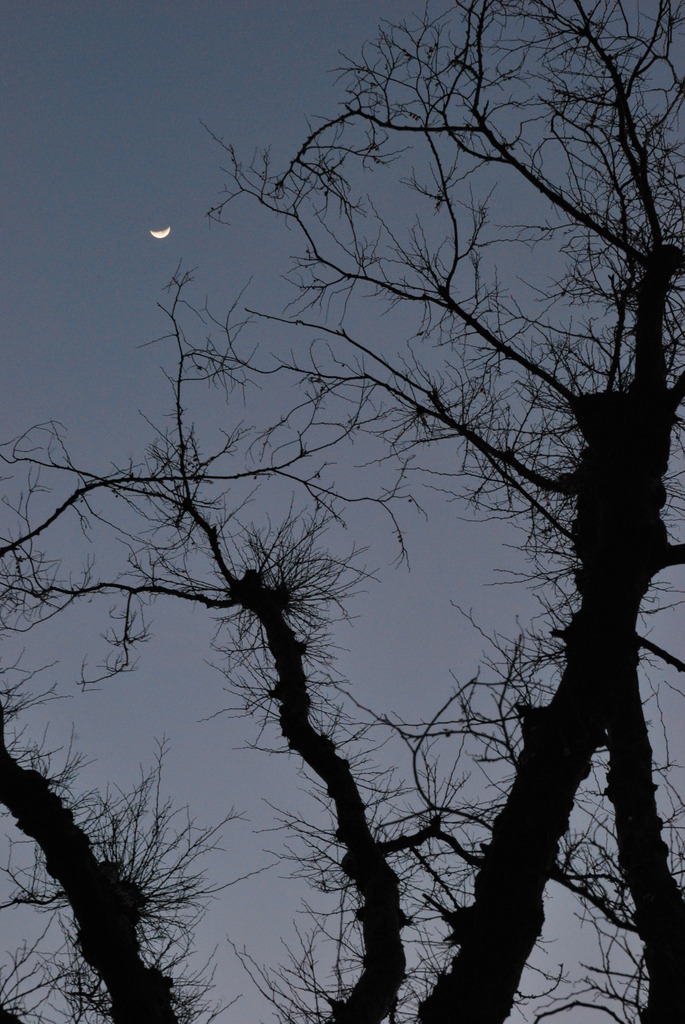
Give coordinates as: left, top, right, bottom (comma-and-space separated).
150, 226, 171, 239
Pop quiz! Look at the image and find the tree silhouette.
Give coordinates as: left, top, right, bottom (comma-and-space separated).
209, 3, 685, 1018
3, 2, 685, 1022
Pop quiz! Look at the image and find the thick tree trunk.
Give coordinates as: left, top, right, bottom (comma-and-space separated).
418, 570, 646, 1024
0, 709, 178, 1024
607, 677, 685, 1023
421, 246, 680, 1022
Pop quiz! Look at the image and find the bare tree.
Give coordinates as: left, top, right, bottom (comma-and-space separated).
203, 2, 685, 1021
3, 2, 685, 1024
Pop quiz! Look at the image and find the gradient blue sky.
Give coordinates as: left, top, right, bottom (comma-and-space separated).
3, 3, 670, 1021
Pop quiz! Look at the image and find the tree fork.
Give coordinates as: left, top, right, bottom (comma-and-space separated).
420, 354, 675, 1022
418, 567, 647, 1024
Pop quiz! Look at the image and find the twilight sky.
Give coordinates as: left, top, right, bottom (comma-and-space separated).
3, 3, 677, 1022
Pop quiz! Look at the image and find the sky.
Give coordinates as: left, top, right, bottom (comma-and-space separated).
3, 3, 679, 1022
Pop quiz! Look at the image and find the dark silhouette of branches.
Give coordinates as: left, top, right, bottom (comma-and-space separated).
4, 3, 685, 1023
203, 2, 685, 1021
0, 663, 233, 1024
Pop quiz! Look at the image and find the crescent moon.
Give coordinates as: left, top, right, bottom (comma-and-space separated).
150, 226, 171, 239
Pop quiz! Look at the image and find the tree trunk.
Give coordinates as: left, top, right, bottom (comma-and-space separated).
0, 712, 178, 1024
607, 676, 685, 1023
420, 368, 674, 1023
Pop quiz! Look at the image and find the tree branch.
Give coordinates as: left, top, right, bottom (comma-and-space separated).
231, 569, 406, 1024
0, 704, 179, 1024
